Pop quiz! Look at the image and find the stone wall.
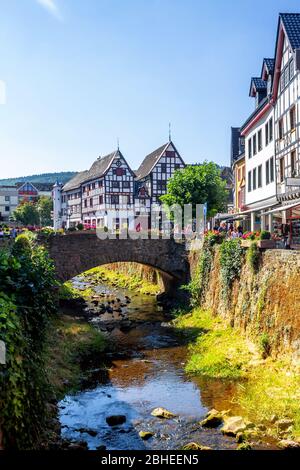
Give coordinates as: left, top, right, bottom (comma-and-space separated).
189, 247, 300, 357
104, 262, 165, 292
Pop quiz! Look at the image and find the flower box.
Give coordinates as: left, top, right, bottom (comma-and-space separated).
257, 239, 276, 249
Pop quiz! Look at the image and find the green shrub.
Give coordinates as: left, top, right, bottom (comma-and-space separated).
260, 230, 271, 240
77, 223, 84, 230
259, 333, 271, 358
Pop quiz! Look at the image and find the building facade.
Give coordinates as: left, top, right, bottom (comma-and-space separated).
0, 181, 53, 223
54, 141, 186, 230
223, 13, 300, 245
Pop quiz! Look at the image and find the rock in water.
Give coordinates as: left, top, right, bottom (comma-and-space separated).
106, 415, 126, 426
151, 407, 177, 419
139, 431, 154, 440
200, 409, 225, 428
182, 442, 212, 450
221, 416, 254, 437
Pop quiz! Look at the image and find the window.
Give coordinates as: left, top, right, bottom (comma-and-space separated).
269, 117, 273, 142
5, 206, 9, 212
92, 183, 95, 190
157, 180, 167, 191
84, 199, 87, 208
253, 168, 257, 190
5, 196, 10, 202
90, 198, 93, 207
253, 134, 257, 155
99, 195, 103, 204
265, 122, 269, 146
290, 59, 294, 80
258, 130, 262, 151
175, 163, 181, 170
248, 171, 252, 192
280, 73, 285, 91
266, 160, 270, 185
111, 195, 119, 205
279, 118, 284, 140
123, 181, 130, 188
112, 181, 120, 188
290, 106, 296, 131
284, 66, 289, 86
165, 150, 175, 157
248, 138, 252, 158
270, 157, 274, 182
291, 150, 296, 176
161, 163, 167, 173
279, 157, 285, 183
258, 165, 262, 188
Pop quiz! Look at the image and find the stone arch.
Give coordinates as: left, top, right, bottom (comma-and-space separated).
40, 233, 190, 294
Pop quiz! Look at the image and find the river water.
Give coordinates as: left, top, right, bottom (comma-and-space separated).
58, 277, 249, 450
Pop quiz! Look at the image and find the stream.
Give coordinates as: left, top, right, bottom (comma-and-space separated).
58, 276, 265, 450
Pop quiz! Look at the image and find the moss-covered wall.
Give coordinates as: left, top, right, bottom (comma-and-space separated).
104, 262, 165, 292
189, 247, 300, 357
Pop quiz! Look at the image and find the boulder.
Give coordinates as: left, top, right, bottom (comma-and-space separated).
151, 407, 177, 419
106, 415, 126, 426
237, 442, 252, 451
221, 416, 254, 437
139, 431, 154, 440
181, 442, 212, 451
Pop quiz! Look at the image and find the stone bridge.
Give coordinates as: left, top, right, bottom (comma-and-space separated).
39, 232, 191, 293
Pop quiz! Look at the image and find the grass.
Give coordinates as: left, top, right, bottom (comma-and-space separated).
46, 315, 107, 399
174, 307, 300, 437
238, 361, 300, 437
81, 265, 161, 295
174, 308, 253, 379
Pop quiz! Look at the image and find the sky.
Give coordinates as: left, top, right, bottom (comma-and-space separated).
0, 0, 300, 178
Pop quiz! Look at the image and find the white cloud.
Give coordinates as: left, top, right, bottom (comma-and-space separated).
36, 0, 62, 20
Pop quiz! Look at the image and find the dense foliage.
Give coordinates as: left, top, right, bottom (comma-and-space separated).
13, 196, 53, 227
0, 234, 57, 449
160, 162, 228, 218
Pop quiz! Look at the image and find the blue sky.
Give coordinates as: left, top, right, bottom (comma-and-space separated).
0, 0, 299, 178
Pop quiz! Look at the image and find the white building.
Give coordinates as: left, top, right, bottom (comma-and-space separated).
53, 141, 186, 231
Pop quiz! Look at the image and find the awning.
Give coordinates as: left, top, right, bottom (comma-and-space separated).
216, 199, 278, 220
258, 200, 300, 217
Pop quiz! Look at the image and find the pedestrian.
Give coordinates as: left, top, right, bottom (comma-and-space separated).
10, 227, 17, 240
0, 227, 4, 239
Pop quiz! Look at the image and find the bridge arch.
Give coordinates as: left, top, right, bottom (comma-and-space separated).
39, 233, 190, 294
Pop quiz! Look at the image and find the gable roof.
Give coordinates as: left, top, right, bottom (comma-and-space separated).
249, 77, 267, 96
280, 13, 300, 50
62, 170, 89, 192
85, 151, 117, 181
261, 58, 275, 79
135, 143, 169, 180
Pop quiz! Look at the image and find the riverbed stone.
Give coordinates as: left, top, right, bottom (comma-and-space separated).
181, 442, 212, 451
151, 407, 177, 419
277, 439, 300, 450
221, 416, 254, 437
276, 418, 294, 431
106, 415, 126, 426
139, 431, 154, 440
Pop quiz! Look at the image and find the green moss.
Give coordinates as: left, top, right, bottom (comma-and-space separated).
46, 315, 107, 399
59, 281, 94, 300
174, 308, 252, 379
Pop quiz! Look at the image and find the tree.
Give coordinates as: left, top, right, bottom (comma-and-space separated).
13, 201, 40, 226
37, 196, 53, 226
160, 162, 228, 218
